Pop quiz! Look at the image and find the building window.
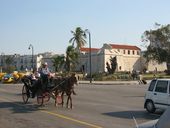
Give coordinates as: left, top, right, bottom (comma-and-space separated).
20, 59, 23, 63
123, 50, 126, 54
132, 50, 135, 55
137, 51, 139, 55
128, 50, 130, 55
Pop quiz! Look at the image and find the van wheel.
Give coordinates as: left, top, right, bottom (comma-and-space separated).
145, 101, 156, 113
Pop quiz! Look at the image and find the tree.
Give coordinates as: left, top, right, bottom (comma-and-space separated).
106, 56, 117, 74
110, 56, 117, 74
52, 55, 65, 72
106, 62, 112, 74
69, 27, 87, 51
4, 55, 15, 73
65, 45, 78, 72
142, 24, 170, 74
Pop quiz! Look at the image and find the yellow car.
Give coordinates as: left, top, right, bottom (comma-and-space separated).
0, 73, 6, 81
17, 72, 26, 79
2, 74, 14, 83
12, 72, 20, 83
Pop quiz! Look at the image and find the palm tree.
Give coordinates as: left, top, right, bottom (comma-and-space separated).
52, 55, 65, 72
69, 27, 87, 51
65, 45, 78, 72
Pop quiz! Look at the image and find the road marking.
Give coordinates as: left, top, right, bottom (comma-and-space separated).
0, 97, 103, 128
41, 110, 103, 128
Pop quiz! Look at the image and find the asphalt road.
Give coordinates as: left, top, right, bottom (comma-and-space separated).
0, 82, 162, 128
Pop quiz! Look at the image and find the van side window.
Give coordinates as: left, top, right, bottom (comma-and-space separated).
155, 81, 168, 93
148, 80, 156, 91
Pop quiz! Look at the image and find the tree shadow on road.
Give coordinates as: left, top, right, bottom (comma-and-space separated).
0, 101, 43, 114
102, 110, 163, 120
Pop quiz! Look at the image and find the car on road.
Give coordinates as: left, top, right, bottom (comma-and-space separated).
1, 74, 14, 83
0, 72, 6, 81
136, 106, 170, 128
144, 79, 170, 113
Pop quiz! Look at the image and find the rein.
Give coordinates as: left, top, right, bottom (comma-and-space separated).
49, 75, 77, 93
50, 79, 66, 92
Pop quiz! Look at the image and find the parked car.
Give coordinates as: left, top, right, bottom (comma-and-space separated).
144, 79, 170, 113
2, 74, 14, 83
136, 106, 170, 128
0, 73, 6, 81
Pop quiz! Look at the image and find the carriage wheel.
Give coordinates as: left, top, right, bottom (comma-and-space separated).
22, 85, 29, 104
37, 92, 50, 105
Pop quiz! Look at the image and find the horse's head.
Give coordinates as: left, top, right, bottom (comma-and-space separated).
69, 73, 78, 86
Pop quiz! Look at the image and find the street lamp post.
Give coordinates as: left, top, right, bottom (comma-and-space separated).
85, 29, 92, 84
0, 53, 4, 73
28, 44, 34, 71
0, 54, 2, 73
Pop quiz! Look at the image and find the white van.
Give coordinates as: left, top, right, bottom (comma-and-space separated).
144, 79, 170, 113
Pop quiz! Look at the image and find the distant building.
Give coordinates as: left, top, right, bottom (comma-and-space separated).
0, 52, 62, 72
78, 43, 167, 74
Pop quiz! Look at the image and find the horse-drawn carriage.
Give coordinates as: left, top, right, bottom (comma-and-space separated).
21, 73, 78, 108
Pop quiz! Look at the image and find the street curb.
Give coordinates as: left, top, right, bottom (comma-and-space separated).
78, 81, 141, 85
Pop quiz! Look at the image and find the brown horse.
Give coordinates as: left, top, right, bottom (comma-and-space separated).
53, 73, 78, 109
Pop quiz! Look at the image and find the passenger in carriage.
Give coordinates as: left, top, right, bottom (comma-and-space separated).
30, 69, 40, 82
30, 69, 41, 98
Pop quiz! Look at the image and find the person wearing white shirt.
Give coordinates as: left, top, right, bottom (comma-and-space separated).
40, 62, 51, 91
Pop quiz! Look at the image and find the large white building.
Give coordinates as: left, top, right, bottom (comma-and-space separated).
78, 43, 167, 74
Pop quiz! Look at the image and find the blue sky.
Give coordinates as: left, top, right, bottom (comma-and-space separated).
0, 0, 170, 55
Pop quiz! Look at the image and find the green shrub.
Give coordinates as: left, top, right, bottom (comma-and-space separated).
83, 72, 170, 81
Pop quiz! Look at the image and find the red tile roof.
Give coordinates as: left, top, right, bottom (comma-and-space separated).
80, 44, 140, 53
110, 44, 141, 50
80, 47, 100, 52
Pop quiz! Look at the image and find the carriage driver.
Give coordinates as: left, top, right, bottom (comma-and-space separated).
40, 62, 52, 91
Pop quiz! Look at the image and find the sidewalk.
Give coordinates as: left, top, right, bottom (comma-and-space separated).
78, 80, 145, 85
